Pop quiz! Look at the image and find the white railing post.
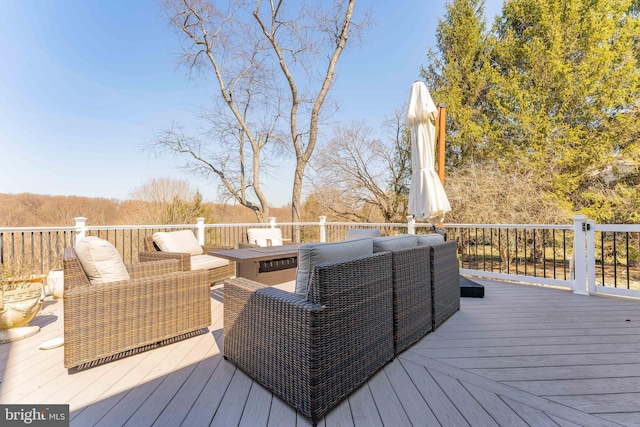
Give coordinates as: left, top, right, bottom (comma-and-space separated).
572, 214, 588, 295
586, 218, 596, 295
269, 217, 277, 228
74, 217, 87, 246
407, 215, 415, 235
196, 217, 205, 245
319, 216, 327, 242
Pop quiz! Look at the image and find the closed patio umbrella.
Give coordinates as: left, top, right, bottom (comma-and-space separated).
406, 81, 451, 224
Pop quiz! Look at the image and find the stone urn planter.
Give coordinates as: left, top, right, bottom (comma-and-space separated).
0, 276, 46, 343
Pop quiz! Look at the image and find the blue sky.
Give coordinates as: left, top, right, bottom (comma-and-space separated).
0, 0, 502, 207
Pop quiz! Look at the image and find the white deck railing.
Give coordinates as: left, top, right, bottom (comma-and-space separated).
1, 215, 638, 299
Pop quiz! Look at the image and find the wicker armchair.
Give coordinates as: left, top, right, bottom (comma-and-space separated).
430, 240, 460, 329
63, 247, 212, 369
139, 236, 235, 285
224, 251, 394, 422
389, 245, 432, 355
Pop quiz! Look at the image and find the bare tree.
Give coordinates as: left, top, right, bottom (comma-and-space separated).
310, 112, 411, 222
445, 163, 572, 270
122, 177, 211, 224
154, 0, 366, 229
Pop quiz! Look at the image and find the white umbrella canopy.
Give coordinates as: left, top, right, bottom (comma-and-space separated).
406, 81, 451, 225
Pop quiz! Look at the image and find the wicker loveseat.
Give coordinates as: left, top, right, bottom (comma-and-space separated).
63, 244, 212, 369
224, 243, 394, 422
139, 231, 235, 286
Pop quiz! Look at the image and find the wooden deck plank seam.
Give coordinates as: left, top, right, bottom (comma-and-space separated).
399, 351, 626, 427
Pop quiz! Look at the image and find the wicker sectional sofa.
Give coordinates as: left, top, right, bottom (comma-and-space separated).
223, 234, 460, 422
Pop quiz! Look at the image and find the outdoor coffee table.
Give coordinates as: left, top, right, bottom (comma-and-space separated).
209, 244, 301, 286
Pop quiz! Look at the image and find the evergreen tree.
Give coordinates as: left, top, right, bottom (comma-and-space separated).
487, 0, 639, 218
426, 0, 640, 222
422, 0, 491, 167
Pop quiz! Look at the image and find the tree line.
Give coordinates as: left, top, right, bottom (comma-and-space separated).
0, 178, 291, 228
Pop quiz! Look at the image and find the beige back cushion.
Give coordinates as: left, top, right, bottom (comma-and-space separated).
247, 228, 283, 246
75, 237, 130, 285
295, 237, 374, 296
153, 230, 203, 256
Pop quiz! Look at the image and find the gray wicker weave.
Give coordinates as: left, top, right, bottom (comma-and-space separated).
391, 245, 432, 355
223, 251, 394, 422
430, 240, 460, 329
63, 247, 212, 369
139, 236, 235, 285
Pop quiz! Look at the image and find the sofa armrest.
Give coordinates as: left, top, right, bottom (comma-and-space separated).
126, 259, 180, 279
223, 277, 320, 386
138, 250, 191, 271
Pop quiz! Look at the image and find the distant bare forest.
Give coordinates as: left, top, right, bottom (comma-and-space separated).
0, 193, 293, 227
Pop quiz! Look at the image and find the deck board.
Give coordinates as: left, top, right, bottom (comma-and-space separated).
367, 365, 412, 427
211, 368, 253, 426
401, 359, 470, 426
153, 331, 224, 426
238, 381, 272, 427
464, 382, 528, 427
0, 279, 638, 426
266, 396, 297, 427
502, 397, 560, 427
382, 359, 441, 426
346, 384, 382, 427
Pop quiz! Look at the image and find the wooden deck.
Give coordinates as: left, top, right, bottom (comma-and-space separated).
1, 279, 639, 426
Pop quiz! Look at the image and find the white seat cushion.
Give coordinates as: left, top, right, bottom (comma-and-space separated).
153, 230, 203, 256
190, 254, 229, 271
247, 228, 284, 246
75, 236, 130, 285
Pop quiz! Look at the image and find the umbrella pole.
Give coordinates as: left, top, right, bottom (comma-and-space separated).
437, 104, 446, 186
436, 105, 447, 230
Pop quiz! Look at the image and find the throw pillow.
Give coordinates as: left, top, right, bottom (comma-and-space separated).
153, 230, 203, 256
75, 236, 130, 285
